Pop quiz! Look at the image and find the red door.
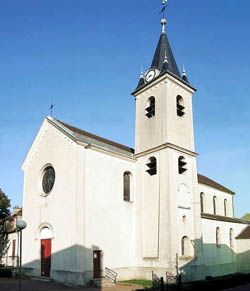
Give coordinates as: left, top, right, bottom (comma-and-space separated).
41, 239, 51, 277
93, 250, 101, 278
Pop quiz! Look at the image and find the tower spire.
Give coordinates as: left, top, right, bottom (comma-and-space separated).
150, 18, 180, 77
182, 64, 189, 83
136, 66, 145, 89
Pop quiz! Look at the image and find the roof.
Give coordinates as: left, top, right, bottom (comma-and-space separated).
242, 213, 250, 222
198, 174, 235, 195
235, 226, 250, 239
201, 213, 250, 225
151, 32, 180, 77
52, 118, 134, 155
49, 119, 235, 196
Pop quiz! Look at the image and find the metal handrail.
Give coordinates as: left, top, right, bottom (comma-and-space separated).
105, 267, 118, 283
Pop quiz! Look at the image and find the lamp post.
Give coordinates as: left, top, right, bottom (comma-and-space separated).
16, 220, 27, 291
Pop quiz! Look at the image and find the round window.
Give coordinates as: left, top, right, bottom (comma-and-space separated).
42, 166, 55, 194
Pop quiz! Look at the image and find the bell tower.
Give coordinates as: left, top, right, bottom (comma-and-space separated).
133, 17, 203, 276
133, 18, 196, 155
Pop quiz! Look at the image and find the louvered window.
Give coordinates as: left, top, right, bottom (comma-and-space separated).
146, 157, 157, 176
177, 95, 185, 117
145, 97, 155, 118
178, 156, 187, 174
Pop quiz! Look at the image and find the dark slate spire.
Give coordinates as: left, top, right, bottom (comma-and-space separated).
136, 68, 145, 89
181, 65, 189, 83
151, 18, 181, 78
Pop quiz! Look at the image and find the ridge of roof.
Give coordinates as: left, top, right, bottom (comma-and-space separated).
53, 118, 134, 154
198, 174, 235, 195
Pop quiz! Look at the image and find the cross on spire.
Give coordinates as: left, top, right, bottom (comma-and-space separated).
49, 103, 55, 117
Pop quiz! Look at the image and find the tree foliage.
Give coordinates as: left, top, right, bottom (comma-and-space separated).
0, 189, 11, 261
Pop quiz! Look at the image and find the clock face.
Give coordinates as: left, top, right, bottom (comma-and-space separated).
42, 166, 55, 194
145, 70, 156, 82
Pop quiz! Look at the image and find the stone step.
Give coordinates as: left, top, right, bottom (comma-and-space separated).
92, 277, 116, 288
31, 276, 52, 282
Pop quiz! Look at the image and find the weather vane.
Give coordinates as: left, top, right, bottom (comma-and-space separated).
160, 0, 168, 18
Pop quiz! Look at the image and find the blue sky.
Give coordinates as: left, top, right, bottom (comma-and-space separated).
0, 0, 250, 217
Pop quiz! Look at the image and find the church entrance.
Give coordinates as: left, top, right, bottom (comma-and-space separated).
93, 250, 101, 278
41, 239, 51, 277
40, 226, 52, 277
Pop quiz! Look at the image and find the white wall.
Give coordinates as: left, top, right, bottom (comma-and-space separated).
201, 218, 247, 277
84, 147, 136, 274
134, 74, 195, 154
22, 120, 85, 280
199, 183, 234, 217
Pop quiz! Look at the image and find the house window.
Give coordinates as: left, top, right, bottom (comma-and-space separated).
145, 97, 155, 118
230, 228, 234, 248
181, 236, 190, 256
177, 95, 185, 117
146, 157, 157, 176
216, 227, 221, 246
178, 156, 187, 174
200, 192, 205, 213
213, 196, 217, 215
224, 199, 228, 216
123, 172, 132, 202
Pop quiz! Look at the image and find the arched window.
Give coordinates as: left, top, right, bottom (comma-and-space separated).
213, 196, 217, 215
178, 156, 187, 174
200, 192, 205, 213
145, 96, 155, 118
224, 199, 228, 216
216, 227, 221, 246
123, 172, 132, 202
146, 157, 157, 176
177, 95, 185, 117
229, 228, 234, 248
181, 236, 190, 256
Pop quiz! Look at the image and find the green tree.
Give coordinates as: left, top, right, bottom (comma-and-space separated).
0, 189, 11, 261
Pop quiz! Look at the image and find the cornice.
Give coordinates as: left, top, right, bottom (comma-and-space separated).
134, 142, 198, 158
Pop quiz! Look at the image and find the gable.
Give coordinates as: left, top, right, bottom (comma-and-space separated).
21, 117, 78, 171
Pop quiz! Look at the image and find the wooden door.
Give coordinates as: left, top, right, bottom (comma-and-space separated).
41, 239, 51, 277
93, 250, 101, 278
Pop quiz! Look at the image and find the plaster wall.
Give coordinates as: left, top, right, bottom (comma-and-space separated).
84, 148, 136, 276
199, 184, 234, 217
22, 120, 85, 278
201, 218, 247, 277
135, 75, 195, 154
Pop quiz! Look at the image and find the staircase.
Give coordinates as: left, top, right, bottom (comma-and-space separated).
92, 267, 118, 288
92, 277, 116, 288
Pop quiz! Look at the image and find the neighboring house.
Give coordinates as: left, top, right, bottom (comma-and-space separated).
21, 14, 250, 286
1, 207, 22, 267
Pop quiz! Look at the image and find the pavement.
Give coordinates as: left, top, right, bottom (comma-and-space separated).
1, 278, 250, 291
222, 284, 250, 291
0, 278, 143, 291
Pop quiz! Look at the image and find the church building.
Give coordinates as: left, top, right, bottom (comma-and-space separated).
21, 13, 250, 286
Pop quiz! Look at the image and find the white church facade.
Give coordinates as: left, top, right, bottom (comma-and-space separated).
21, 15, 250, 286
